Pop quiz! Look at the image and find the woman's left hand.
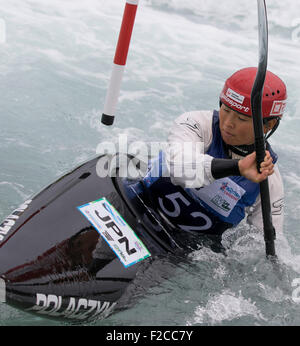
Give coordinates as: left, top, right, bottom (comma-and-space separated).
238, 150, 274, 183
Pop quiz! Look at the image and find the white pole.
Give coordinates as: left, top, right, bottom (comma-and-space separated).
102, 0, 139, 126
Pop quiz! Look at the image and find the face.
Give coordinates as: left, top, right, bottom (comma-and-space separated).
219, 104, 277, 146
219, 104, 275, 146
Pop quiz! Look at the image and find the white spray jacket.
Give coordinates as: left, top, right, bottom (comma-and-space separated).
165, 110, 284, 234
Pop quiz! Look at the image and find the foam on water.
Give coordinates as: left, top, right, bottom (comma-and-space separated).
0, 0, 300, 325
188, 290, 266, 325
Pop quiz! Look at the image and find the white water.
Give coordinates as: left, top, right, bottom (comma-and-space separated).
0, 0, 300, 325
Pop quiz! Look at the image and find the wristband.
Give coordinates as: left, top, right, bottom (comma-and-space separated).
211, 158, 241, 179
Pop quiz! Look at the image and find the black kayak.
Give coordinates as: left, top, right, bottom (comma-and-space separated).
1, 153, 222, 323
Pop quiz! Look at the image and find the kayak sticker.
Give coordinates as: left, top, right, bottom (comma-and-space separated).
0, 199, 32, 243
77, 198, 151, 267
27, 293, 116, 321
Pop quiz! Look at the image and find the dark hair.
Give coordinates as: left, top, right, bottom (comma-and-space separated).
219, 100, 281, 139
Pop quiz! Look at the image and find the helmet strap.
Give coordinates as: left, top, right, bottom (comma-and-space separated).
226, 143, 255, 157
263, 117, 281, 140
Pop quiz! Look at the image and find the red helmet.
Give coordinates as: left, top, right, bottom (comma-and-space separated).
220, 67, 287, 119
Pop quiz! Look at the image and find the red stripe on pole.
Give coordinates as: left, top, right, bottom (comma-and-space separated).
114, 3, 138, 66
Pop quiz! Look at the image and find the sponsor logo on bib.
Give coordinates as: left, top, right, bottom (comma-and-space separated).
193, 178, 246, 217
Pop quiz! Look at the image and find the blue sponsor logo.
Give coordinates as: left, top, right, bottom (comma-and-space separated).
102, 201, 126, 227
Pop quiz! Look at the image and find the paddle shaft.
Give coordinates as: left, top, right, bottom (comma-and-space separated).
251, 0, 276, 258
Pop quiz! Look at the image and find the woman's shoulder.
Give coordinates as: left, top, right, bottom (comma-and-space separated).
174, 110, 214, 126
168, 110, 215, 151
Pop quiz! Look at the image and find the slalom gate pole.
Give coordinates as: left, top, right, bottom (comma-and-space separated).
101, 0, 139, 126
251, 0, 277, 259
